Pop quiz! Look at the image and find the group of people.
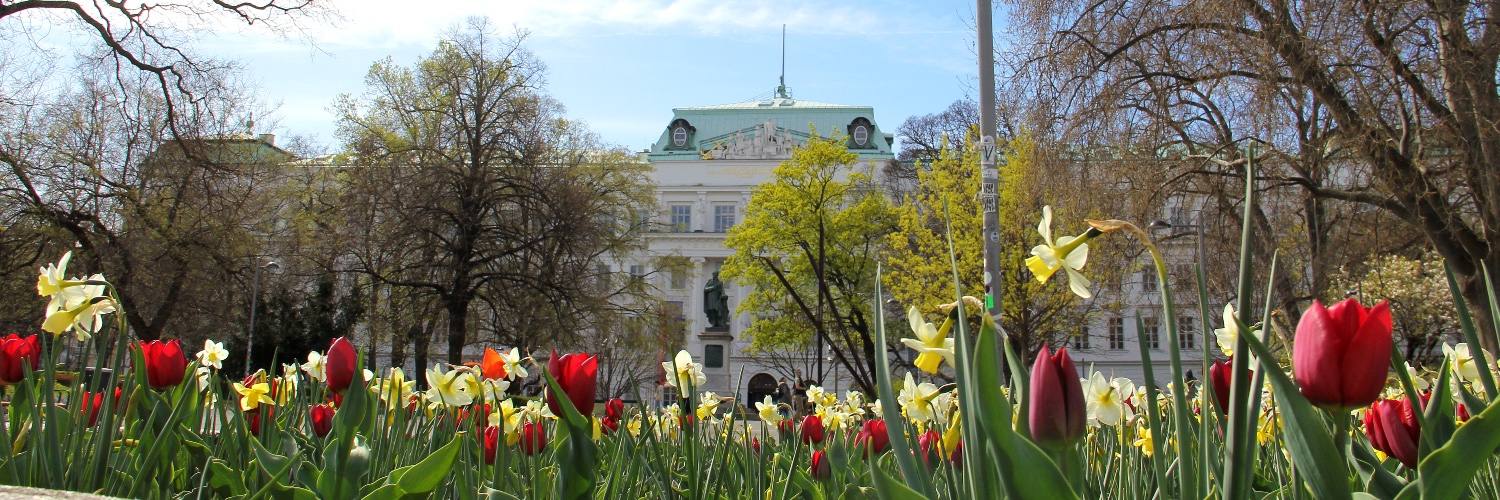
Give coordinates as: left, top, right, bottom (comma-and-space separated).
771, 371, 816, 418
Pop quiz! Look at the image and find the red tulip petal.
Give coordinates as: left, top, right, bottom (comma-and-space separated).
1028, 346, 1066, 443
1294, 300, 1346, 407
1340, 300, 1392, 407
1377, 400, 1419, 468
1056, 348, 1086, 440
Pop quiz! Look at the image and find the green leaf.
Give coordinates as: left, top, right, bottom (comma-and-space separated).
205, 460, 249, 497
1411, 396, 1500, 499
1419, 361, 1456, 460
972, 313, 1078, 499
1349, 437, 1405, 499
393, 435, 462, 495
869, 265, 936, 498
870, 459, 927, 500
1240, 327, 1353, 500
360, 483, 407, 500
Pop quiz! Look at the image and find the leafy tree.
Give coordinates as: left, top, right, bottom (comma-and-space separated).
1328, 253, 1457, 367
885, 133, 1115, 366
722, 131, 897, 395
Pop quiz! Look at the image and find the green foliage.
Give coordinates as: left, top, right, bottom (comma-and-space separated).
722, 130, 896, 392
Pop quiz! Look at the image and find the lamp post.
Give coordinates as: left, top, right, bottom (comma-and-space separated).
245, 259, 280, 376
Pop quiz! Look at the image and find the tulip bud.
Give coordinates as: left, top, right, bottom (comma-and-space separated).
520, 421, 547, 455
917, 429, 941, 469
1293, 299, 1392, 410
809, 450, 831, 480
0, 334, 40, 384
751, 436, 761, 454
854, 419, 889, 457
1028, 346, 1085, 446
800, 415, 825, 444
1364, 398, 1419, 468
545, 350, 599, 417
325, 337, 357, 394
482, 425, 500, 464
310, 404, 334, 437
1208, 358, 1233, 415
139, 340, 187, 390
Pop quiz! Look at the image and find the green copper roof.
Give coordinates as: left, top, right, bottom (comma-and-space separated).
647, 95, 895, 161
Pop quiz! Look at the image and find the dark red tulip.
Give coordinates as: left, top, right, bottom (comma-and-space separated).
1458, 401, 1472, 422
1028, 346, 1085, 446
855, 419, 889, 457
325, 337, 357, 394
482, 425, 500, 464
950, 441, 963, 466
751, 436, 761, 454
601, 417, 619, 434
1209, 358, 1233, 414
778, 419, 795, 436
917, 429, 941, 468
80, 391, 106, 427
1365, 398, 1419, 468
800, 415, 825, 444
520, 421, 547, 455
310, 404, 334, 437
545, 350, 598, 416
0, 334, 40, 384
1293, 299, 1392, 410
606, 398, 625, 421
810, 449, 831, 479
139, 340, 187, 389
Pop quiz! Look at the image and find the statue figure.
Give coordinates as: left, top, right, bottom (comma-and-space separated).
703, 271, 730, 330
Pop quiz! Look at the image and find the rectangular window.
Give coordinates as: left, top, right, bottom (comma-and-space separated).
1109, 317, 1126, 350
1142, 272, 1158, 293
1144, 316, 1161, 350
704, 344, 724, 368
1179, 316, 1196, 349
1072, 326, 1090, 350
670, 270, 687, 289
670, 204, 692, 232
629, 265, 645, 279
666, 301, 684, 320
713, 204, 736, 232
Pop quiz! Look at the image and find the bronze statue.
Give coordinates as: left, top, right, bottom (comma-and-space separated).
704, 271, 730, 330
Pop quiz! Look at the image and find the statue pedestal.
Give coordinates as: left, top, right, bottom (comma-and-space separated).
698, 327, 732, 341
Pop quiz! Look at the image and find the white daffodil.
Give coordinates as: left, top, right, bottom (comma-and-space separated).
481, 378, 510, 403
378, 368, 416, 409
807, 385, 827, 408
898, 372, 941, 422
196, 365, 212, 390
522, 399, 554, 421
756, 395, 783, 424
1404, 362, 1431, 392
662, 350, 706, 398
870, 399, 884, 418
930, 391, 955, 423
500, 348, 528, 380
901, 306, 955, 374
37, 251, 77, 300
1213, 303, 1257, 362
302, 351, 327, 382
41, 279, 115, 341
197, 340, 229, 370
424, 364, 474, 407
1024, 205, 1093, 298
845, 391, 865, 414
1444, 343, 1494, 385
1083, 372, 1133, 427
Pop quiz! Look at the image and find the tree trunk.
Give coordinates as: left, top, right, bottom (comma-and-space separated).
446, 297, 469, 365
413, 321, 431, 389
1460, 268, 1500, 356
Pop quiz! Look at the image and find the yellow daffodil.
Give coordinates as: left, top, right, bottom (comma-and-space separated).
901, 306, 955, 374
1257, 411, 1281, 445
41, 286, 114, 341
1024, 205, 1094, 298
697, 391, 724, 419
1133, 427, 1154, 457
627, 415, 642, 437
234, 382, 275, 411
424, 364, 474, 407
379, 368, 416, 409
898, 372, 941, 422
941, 417, 962, 459
662, 350, 706, 398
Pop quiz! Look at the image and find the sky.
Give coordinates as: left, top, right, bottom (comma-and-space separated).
30, 0, 984, 154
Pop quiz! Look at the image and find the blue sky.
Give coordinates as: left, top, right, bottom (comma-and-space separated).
40, 0, 983, 153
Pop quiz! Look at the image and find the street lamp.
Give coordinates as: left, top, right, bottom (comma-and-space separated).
245, 259, 280, 376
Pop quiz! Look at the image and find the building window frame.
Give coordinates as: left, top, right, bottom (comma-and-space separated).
1144, 316, 1161, 350
1108, 317, 1126, 350
670, 204, 692, 232
713, 204, 736, 233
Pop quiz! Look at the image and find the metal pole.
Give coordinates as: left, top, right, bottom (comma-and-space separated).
978, 0, 1002, 321
245, 263, 262, 377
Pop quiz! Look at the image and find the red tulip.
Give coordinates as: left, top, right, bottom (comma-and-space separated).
1209, 358, 1234, 415
800, 415, 825, 444
139, 340, 187, 389
810, 449, 831, 479
247, 410, 264, 436
606, 398, 625, 421
1293, 299, 1392, 410
855, 419, 889, 457
480, 348, 507, 381
310, 404, 334, 437
520, 421, 547, 455
1458, 401, 1472, 422
1365, 398, 1419, 468
325, 337, 357, 393
1029, 346, 1085, 446
950, 441, 963, 466
917, 429, 942, 468
545, 350, 598, 416
80, 391, 106, 427
778, 419, 795, 436
601, 417, 619, 434
482, 425, 500, 464
0, 334, 40, 384
751, 436, 761, 454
